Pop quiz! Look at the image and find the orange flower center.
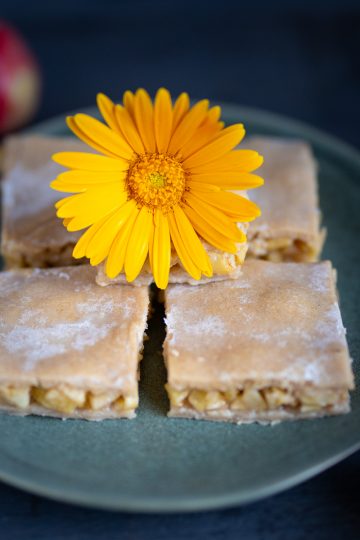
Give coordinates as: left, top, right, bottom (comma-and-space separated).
126, 153, 186, 212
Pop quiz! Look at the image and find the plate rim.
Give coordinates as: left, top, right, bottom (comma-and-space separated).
27, 101, 360, 167
1, 101, 359, 512
0, 440, 359, 513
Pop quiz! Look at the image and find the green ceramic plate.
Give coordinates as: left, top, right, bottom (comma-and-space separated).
0, 104, 359, 512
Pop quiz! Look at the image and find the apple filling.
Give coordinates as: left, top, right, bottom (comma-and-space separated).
0, 384, 138, 414
166, 385, 347, 413
247, 236, 320, 263
142, 242, 248, 277
3, 242, 81, 269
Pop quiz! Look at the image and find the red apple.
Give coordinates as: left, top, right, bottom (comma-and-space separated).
0, 21, 41, 134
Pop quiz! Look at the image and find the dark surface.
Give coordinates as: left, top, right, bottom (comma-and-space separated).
0, 451, 359, 540
2, 0, 360, 148
1, 1, 360, 538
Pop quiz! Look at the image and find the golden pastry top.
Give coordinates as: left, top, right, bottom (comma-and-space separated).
2, 135, 86, 250
165, 260, 353, 391
243, 137, 321, 241
0, 266, 148, 392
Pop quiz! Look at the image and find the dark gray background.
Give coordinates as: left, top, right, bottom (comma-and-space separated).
1, 1, 359, 538
3, 0, 360, 147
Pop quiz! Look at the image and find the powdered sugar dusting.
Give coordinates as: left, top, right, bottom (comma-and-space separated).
77, 299, 115, 316
2, 319, 118, 371
306, 264, 330, 293
242, 136, 319, 236
165, 261, 352, 387
187, 315, 225, 337
3, 162, 63, 220
166, 310, 226, 345
314, 302, 346, 347
77, 292, 137, 321
55, 271, 71, 281
0, 267, 144, 375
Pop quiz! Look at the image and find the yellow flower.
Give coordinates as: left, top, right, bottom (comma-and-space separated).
51, 88, 263, 289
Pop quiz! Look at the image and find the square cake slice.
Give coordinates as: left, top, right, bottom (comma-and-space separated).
164, 260, 354, 423
0, 266, 149, 419
1, 135, 87, 268
243, 136, 325, 262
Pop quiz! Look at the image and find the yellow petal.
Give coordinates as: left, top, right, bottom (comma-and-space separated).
148, 218, 154, 272
57, 184, 127, 231
97, 93, 121, 133
180, 120, 222, 160
183, 203, 237, 254
186, 180, 220, 192
154, 88, 173, 153
55, 194, 78, 210
190, 149, 263, 173
124, 206, 153, 282
173, 206, 212, 277
115, 105, 145, 154
123, 90, 135, 118
190, 171, 264, 189
105, 208, 139, 278
51, 173, 126, 194
63, 218, 72, 228
151, 209, 171, 289
172, 92, 190, 132
72, 213, 113, 259
72, 114, 134, 160
191, 191, 261, 222
88, 200, 136, 265
182, 124, 245, 169
168, 99, 209, 155
52, 152, 128, 171
133, 88, 156, 152
205, 105, 221, 124
184, 192, 245, 242
168, 211, 201, 281
54, 169, 127, 185
66, 116, 118, 158
51, 181, 87, 193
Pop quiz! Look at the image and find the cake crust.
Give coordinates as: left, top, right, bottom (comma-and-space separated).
169, 402, 350, 424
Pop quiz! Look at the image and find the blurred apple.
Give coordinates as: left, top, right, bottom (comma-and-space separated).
0, 21, 41, 134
